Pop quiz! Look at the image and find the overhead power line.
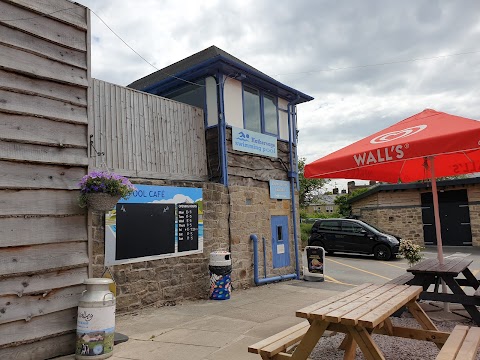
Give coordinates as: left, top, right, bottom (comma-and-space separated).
1, 6, 478, 85
274, 50, 480, 76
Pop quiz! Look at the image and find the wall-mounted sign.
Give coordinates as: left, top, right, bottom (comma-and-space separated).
269, 179, 291, 199
232, 126, 277, 158
302, 246, 325, 282
105, 185, 203, 266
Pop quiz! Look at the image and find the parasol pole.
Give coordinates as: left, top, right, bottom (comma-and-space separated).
429, 156, 449, 312
429, 156, 444, 264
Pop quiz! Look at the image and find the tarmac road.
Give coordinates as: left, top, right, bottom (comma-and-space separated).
293, 246, 480, 293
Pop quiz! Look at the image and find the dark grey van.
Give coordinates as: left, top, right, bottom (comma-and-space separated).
308, 218, 401, 260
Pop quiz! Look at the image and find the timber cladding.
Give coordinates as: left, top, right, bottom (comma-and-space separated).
91, 79, 208, 181
0, 0, 89, 358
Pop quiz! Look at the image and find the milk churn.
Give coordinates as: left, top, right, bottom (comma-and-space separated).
75, 278, 115, 359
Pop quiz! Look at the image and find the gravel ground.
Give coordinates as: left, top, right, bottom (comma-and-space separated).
309, 316, 480, 360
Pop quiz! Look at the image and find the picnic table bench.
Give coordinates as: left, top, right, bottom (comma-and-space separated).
249, 283, 451, 360
248, 322, 310, 359
436, 325, 480, 360
405, 257, 480, 325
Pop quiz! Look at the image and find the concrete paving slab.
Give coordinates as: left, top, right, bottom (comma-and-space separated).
151, 328, 238, 348
113, 338, 218, 360
428, 310, 470, 322
223, 304, 289, 323
203, 335, 261, 360
180, 314, 257, 334
419, 302, 444, 312
244, 315, 305, 339
116, 313, 198, 341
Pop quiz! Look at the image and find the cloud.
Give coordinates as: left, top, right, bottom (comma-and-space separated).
77, 0, 480, 191
150, 194, 194, 204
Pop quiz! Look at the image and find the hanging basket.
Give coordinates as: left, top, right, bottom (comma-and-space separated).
85, 193, 121, 211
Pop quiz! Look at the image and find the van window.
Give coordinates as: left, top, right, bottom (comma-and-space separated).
319, 220, 341, 231
342, 221, 364, 234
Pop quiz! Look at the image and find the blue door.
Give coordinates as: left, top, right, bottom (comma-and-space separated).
271, 216, 290, 268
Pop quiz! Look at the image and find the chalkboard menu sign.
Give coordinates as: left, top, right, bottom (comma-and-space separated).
116, 203, 176, 260
177, 204, 198, 252
104, 185, 203, 266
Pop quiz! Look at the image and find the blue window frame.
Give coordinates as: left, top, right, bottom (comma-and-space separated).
243, 85, 278, 136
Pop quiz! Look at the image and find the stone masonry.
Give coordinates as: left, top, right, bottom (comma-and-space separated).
228, 185, 297, 289
91, 180, 230, 313
352, 184, 480, 247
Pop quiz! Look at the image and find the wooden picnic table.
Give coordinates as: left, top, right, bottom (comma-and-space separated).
406, 257, 480, 325
250, 283, 451, 360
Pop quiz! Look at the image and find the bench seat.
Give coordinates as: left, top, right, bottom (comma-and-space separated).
387, 272, 415, 285
436, 325, 480, 360
248, 321, 310, 358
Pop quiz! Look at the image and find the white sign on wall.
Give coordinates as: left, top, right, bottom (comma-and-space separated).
269, 180, 291, 199
232, 127, 277, 158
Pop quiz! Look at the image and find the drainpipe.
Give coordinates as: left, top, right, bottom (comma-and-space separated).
250, 234, 296, 285
288, 95, 301, 280
217, 71, 228, 186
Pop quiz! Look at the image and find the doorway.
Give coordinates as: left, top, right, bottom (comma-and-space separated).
421, 189, 472, 246
271, 215, 290, 268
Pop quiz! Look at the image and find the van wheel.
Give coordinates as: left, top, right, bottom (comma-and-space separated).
374, 245, 391, 260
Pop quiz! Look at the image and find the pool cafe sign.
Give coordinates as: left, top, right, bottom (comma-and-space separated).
232, 127, 277, 158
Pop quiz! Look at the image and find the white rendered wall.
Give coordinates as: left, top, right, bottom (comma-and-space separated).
278, 98, 289, 141
223, 78, 244, 128
205, 76, 218, 127
223, 77, 291, 141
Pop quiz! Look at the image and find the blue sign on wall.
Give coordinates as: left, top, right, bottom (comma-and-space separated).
269, 180, 291, 199
232, 127, 277, 158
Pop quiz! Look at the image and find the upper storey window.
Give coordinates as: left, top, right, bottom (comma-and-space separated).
243, 85, 278, 136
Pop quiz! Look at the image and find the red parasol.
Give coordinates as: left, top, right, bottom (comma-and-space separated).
305, 109, 480, 264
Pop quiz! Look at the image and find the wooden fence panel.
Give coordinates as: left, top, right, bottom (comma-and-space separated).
0, 1, 87, 50
0, 242, 89, 277
0, 69, 87, 106
0, 216, 87, 247
0, 113, 88, 148
0, 0, 90, 357
0, 308, 77, 347
0, 285, 85, 324
5, 0, 88, 29
0, 161, 85, 190
0, 24, 87, 69
91, 79, 208, 181
0, 267, 88, 297
0, 333, 75, 359
0, 87, 87, 123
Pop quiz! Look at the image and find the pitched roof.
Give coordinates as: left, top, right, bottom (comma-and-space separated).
128, 45, 313, 103
305, 194, 339, 206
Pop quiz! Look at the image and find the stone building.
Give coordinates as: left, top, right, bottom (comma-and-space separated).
303, 194, 340, 214
89, 46, 313, 311
349, 177, 480, 247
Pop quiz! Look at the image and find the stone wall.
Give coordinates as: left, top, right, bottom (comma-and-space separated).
352, 184, 480, 247
228, 185, 298, 289
91, 180, 230, 313
375, 207, 424, 244
91, 178, 299, 311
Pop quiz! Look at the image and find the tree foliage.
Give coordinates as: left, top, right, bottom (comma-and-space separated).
298, 158, 329, 207
334, 188, 369, 217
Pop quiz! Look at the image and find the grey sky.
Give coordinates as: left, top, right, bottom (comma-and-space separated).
77, 0, 480, 191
